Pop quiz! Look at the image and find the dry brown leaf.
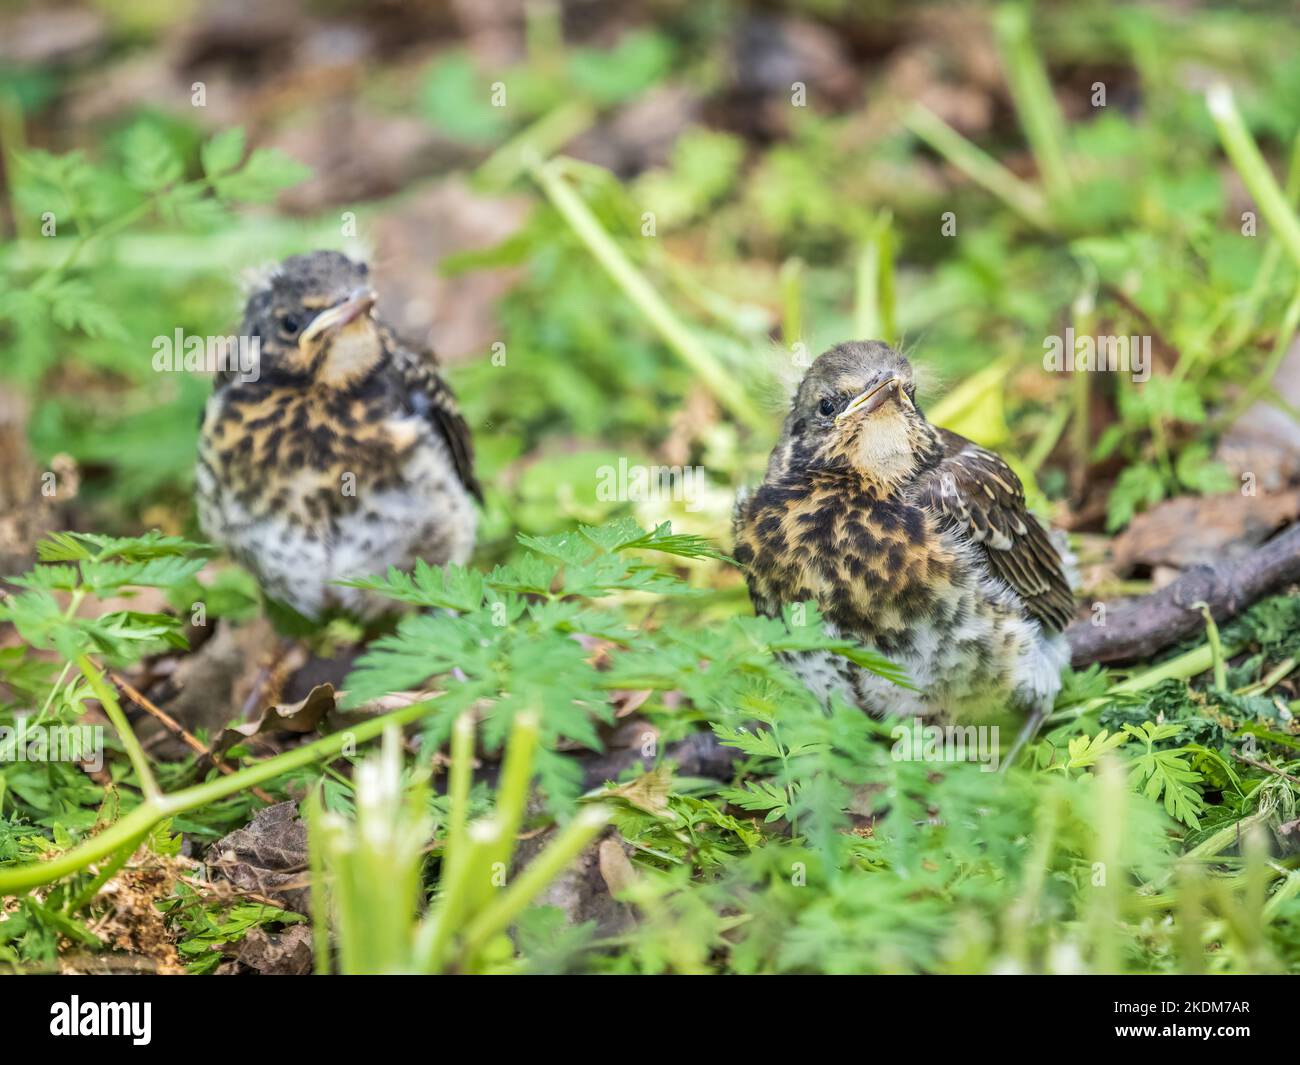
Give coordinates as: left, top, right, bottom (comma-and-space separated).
599, 765, 674, 818
210, 682, 336, 758
206, 801, 311, 915
1112, 491, 1300, 573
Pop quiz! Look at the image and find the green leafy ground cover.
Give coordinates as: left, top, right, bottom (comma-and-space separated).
1, 1, 1299, 973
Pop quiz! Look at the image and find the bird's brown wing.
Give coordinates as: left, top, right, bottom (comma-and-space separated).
387, 330, 483, 503
915, 428, 1074, 632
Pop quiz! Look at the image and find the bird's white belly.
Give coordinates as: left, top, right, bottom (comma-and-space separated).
786, 607, 1066, 723
198, 429, 476, 619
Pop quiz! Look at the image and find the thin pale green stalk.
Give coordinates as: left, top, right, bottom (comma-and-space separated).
77, 653, 159, 801
1235, 656, 1296, 698
1133, 865, 1286, 912
1176, 862, 1206, 974
1049, 641, 1233, 725
1086, 756, 1124, 973
1195, 603, 1228, 691
779, 256, 804, 347
306, 790, 332, 975
1181, 807, 1273, 867
1002, 789, 1060, 967
1025, 401, 1071, 474
530, 157, 765, 431
475, 101, 594, 191
902, 103, 1051, 231
36, 589, 85, 724
485, 710, 540, 875
64, 831, 147, 915
460, 805, 610, 959
1208, 84, 1300, 274
1220, 132, 1300, 356
1110, 642, 1227, 696
1069, 294, 1095, 497
1222, 826, 1277, 972
854, 213, 896, 342
1263, 868, 1300, 924
524, 0, 564, 76
1219, 289, 1300, 427
414, 818, 501, 972
0, 697, 440, 894
0, 91, 30, 242
442, 711, 476, 882
324, 819, 362, 970
993, 4, 1073, 204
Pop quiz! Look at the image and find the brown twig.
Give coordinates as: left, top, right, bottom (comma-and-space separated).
110, 672, 275, 804
175, 873, 293, 911
1231, 750, 1300, 786
1066, 522, 1300, 667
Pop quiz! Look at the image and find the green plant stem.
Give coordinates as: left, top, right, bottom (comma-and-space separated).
442, 711, 475, 882
1224, 826, 1277, 971
1069, 297, 1095, 497
1003, 789, 1059, 966
35, 589, 86, 723
1208, 84, 1300, 274
459, 805, 610, 960
530, 157, 766, 431
852, 216, 881, 342
1049, 641, 1236, 725
1218, 289, 1300, 428
902, 103, 1052, 231
1175, 862, 1206, 974
779, 256, 804, 346
1168, 807, 1275, 886
993, 3, 1073, 204
64, 830, 148, 915
0, 91, 29, 242
853, 212, 896, 342
1219, 132, 1300, 358
306, 789, 332, 976
32, 198, 155, 289
1194, 603, 1228, 691
1235, 657, 1296, 698
36, 662, 73, 726
1132, 863, 1293, 913
77, 653, 159, 802
414, 818, 500, 972
1086, 756, 1124, 973
1262, 867, 1300, 924
1024, 401, 1071, 474
475, 101, 595, 191
485, 710, 540, 876
0, 697, 440, 894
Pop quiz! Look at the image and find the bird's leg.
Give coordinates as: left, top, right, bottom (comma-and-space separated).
999, 701, 1048, 773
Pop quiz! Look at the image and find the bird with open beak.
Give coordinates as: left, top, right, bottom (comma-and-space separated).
196, 250, 481, 621
733, 340, 1075, 766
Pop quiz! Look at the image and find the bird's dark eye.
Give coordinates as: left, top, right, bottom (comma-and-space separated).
818, 397, 837, 417
280, 315, 301, 336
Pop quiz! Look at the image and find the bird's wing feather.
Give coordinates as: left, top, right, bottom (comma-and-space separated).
916, 427, 1074, 632
386, 329, 483, 503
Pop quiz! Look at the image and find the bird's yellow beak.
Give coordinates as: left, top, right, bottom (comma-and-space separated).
836, 374, 908, 422
298, 288, 377, 351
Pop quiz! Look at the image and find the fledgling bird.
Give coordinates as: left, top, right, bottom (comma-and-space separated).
733, 341, 1074, 758
196, 250, 481, 620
